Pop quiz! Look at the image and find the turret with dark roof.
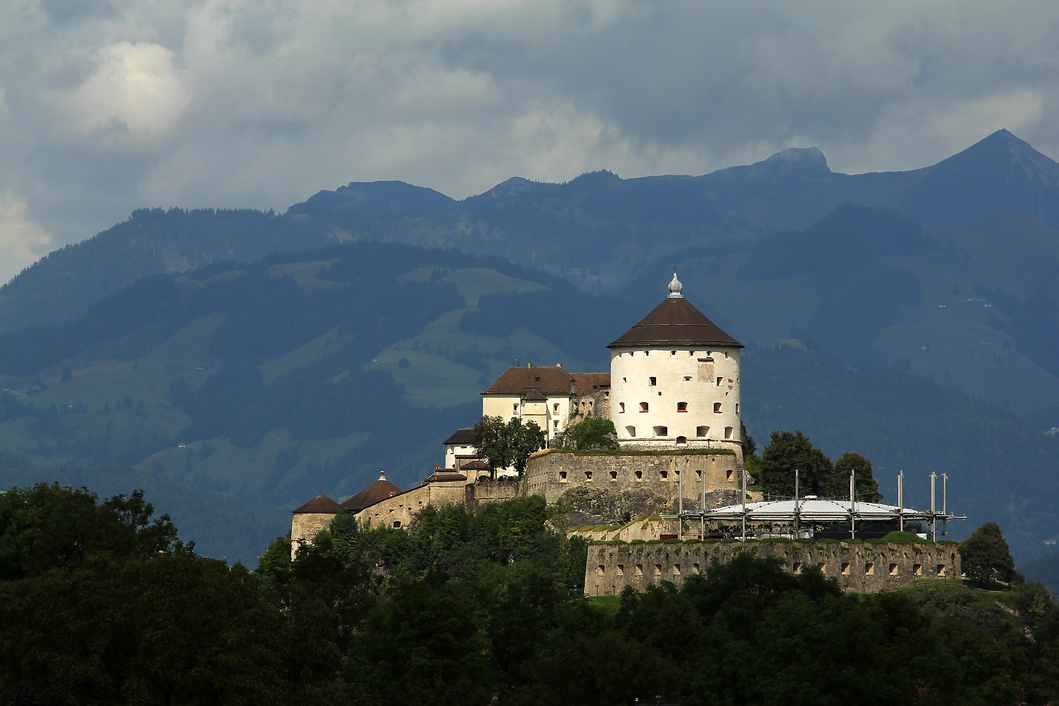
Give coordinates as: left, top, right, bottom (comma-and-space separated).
608, 272, 742, 349
340, 472, 402, 513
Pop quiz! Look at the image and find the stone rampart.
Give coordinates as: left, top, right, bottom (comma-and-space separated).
355, 480, 466, 529
523, 449, 741, 511
465, 477, 521, 513
585, 539, 960, 595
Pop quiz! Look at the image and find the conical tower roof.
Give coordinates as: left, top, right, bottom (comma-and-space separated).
340, 471, 402, 512
292, 493, 343, 515
608, 272, 742, 349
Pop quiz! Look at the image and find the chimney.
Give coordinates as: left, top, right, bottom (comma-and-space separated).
527, 362, 532, 369
556, 362, 563, 368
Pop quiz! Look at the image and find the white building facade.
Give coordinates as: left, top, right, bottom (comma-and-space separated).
608, 273, 743, 454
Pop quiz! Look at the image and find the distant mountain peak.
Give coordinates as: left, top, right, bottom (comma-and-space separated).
946, 128, 1059, 187
746, 146, 831, 180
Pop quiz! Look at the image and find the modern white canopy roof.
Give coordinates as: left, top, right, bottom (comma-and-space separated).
689, 498, 962, 524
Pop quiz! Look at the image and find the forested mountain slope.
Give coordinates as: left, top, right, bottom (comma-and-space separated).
0, 238, 1057, 562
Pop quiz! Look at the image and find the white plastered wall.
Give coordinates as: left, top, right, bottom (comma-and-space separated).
610, 346, 741, 452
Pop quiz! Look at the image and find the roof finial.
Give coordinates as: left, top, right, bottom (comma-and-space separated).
667, 267, 683, 298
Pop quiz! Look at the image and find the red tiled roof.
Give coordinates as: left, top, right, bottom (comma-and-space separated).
608, 296, 743, 349
340, 472, 402, 512
292, 493, 342, 515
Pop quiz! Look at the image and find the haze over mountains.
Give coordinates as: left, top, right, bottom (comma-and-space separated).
2, 128, 1059, 565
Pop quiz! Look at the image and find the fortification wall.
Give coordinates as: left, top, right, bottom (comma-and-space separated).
585, 540, 961, 595
291, 512, 338, 558
466, 477, 521, 513
523, 449, 741, 510
355, 480, 466, 529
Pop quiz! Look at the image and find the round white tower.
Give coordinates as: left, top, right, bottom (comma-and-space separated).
608, 271, 744, 454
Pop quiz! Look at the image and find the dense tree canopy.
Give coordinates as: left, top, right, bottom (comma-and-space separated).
570, 418, 618, 451
758, 430, 882, 502
5, 484, 1059, 705
471, 416, 547, 478
961, 521, 1018, 585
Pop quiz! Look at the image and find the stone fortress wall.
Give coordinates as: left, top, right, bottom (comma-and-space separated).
522, 448, 744, 508
585, 540, 961, 596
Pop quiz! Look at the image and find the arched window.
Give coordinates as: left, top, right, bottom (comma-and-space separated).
677, 402, 688, 413
653, 426, 668, 437
675, 436, 687, 446
724, 426, 733, 439
625, 425, 636, 437
696, 426, 709, 437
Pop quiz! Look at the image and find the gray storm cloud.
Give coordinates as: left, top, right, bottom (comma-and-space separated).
0, 0, 1058, 283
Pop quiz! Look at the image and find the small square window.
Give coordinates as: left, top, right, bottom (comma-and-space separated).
865, 562, 875, 576
889, 563, 899, 576
649, 376, 657, 386
841, 562, 851, 575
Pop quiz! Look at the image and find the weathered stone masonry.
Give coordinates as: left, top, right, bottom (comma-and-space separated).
585, 540, 961, 595
523, 449, 742, 508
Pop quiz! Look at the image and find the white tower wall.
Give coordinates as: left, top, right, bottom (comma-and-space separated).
610, 345, 741, 451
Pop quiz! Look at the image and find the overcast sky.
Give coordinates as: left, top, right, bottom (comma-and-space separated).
1, 1, 1058, 283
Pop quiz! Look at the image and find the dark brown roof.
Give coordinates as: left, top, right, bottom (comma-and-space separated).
460, 460, 488, 471
571, 372, 611, 392
608, 296, 743, 349
340, 472, 402, 512
293, 493, 342, 515
482, 365, 576, 396
443, 428, 475, 445
424, 471, 467, 483
523, 388, 547, 401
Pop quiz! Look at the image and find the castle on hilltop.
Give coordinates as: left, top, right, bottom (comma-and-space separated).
289, 272, 964, 592
291, 271, 747, 552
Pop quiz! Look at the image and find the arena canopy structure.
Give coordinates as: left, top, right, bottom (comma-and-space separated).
665, 469, 965, 541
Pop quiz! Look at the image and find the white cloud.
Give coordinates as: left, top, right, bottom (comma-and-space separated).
3, 0, 1059, 280
0, 192, 53, 284
64, 41, 189, 144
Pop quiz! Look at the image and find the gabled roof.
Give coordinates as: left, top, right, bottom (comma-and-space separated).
571, 372, 611, 392
293, 493, 342, 515
523, 388, 547, 401
443, 428, 475, 445
482, 365, 576, 396
340, 472, 402, 512
424, 471, 467, 484
608, 294, 742, 349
